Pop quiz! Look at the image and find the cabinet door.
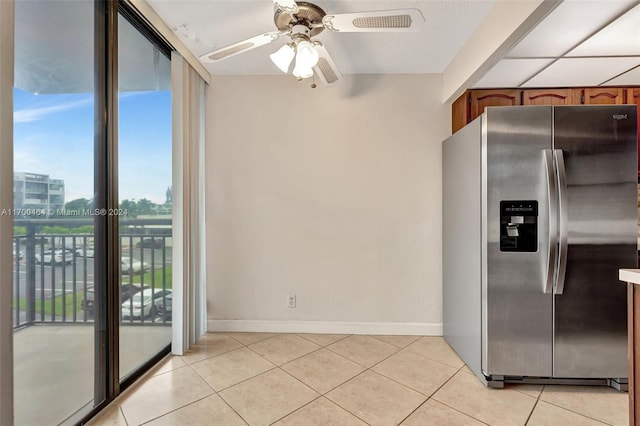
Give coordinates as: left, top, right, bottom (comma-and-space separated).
626, 88, 640, 177
522, 88, 579, 105
469, 89, 520, 122
582, 88, 625, 104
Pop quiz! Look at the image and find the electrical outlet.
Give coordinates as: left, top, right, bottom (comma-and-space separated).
287, 294, 296, 308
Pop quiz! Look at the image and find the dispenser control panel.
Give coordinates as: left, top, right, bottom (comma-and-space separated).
500, 201, 538, 252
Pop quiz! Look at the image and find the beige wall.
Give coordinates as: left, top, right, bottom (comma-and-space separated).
205, 74, 449, 334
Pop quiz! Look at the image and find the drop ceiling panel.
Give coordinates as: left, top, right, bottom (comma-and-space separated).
473, 59, 554, 88
602, 65, 640, 85
567, 3, 640, 57
507, 0, 637, 58
522, 57, 640, 87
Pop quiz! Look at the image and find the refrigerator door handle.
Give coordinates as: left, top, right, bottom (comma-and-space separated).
543, 149, 558, 294
555, 149, 568, 295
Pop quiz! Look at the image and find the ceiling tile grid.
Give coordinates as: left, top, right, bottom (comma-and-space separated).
474, 0, 640, 89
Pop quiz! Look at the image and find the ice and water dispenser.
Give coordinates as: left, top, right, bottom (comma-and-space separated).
499, 201, 538, 252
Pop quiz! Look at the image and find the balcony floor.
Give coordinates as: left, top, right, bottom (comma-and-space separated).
14, 323, 170, 426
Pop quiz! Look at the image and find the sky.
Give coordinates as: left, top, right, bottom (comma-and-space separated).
13, 87, 172, 205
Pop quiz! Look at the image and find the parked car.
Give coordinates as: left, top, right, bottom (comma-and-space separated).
82, 283, 148, 312
121, 258, 150, 274
121, 288, 172, 319
136, 238, 163, 249
35, 249, 74, 265
12, 244, 24, 260
75, 247, 94, 258
155, 291, 172, 321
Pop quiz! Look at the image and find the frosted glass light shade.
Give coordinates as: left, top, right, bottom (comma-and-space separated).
270, 44, 295, 73
292, 63, 314, 79
295, 41, 319, 68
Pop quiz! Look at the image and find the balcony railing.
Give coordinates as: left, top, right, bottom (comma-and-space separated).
12, 218, 172, 329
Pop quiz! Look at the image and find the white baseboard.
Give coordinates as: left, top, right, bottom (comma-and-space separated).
207, 319, 442, 336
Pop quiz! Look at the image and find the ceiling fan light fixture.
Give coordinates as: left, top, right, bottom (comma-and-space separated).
292, 63, 314, 79
270, 44, 295, 73
295, 40, 319, 69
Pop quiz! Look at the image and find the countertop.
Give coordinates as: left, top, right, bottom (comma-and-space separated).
620, 269, 640, 284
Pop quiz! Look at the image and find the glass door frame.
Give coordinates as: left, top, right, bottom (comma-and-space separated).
83, 0, 172, 422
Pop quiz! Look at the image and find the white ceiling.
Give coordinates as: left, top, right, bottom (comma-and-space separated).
13, 0, 640, 94
474, 0, 640, 88
146, 0, 495, 75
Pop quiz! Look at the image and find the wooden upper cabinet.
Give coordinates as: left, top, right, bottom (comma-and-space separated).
452, 91, 469, 134
450, 87, 636, 135
582, 88, 626, 104
522, 88, 580, 106
469, 89, 521, 122
626, 88, 640, 106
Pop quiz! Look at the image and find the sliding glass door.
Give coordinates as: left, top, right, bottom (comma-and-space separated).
117, 11, 172, 380
12, 1, 172, 423
13, 1, 97, 424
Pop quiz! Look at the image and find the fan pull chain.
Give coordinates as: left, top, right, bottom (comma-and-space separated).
311, 72, 317, 89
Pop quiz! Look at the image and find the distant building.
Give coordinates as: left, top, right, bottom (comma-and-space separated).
14, 172, 65, 217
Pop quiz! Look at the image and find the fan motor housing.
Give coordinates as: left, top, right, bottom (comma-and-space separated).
274, 1, 326, 37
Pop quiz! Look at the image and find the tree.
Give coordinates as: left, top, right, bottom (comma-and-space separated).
65, 198, 92, 211
136, 198, 154, 216
120, 199, 139, 217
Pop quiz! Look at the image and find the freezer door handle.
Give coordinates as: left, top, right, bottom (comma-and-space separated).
543, 149, 558, 294
555, 149, 568, 295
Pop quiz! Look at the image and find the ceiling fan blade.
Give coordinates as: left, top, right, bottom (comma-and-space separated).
273, 0, 298, 14
322, 9, 424, 33
199, 31, 283, 63
313, 44, 342, 87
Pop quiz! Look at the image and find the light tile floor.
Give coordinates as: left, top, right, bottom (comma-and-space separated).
90, 333, 629, 426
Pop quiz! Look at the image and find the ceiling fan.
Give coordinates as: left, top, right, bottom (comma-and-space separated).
199, 0, 425, 87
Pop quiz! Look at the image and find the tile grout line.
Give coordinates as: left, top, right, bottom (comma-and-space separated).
401, 343, 466, 370
215, 390, 252, 426
229, 333, 381, 425
212, 335, 327, 426
137, 337, 254, 425
188, 337, 254, 426
536, 395, 617, 425
523, 389, 542, 426
137, 393, 216, 426
368, 335, 421, 349
180, 338, 245, 366
419, 365, 492, 426
319, 335, 464, 423
294, 333, 353, 347
245, 336, 325, 368
118, 405, 130, 426
266, 394, 325, 426
322, 336, 401, 370
135, 358, 221, 425
320, 336, 423, 424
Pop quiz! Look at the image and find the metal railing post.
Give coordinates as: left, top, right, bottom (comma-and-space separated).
25, 223, 37, 324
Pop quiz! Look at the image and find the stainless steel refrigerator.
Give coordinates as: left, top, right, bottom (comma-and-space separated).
443, 105, 637, 389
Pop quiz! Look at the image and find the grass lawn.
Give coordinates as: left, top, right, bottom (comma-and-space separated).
126, 266, 172, 289
13, 266, 171, 320
17, 291, 84, 318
